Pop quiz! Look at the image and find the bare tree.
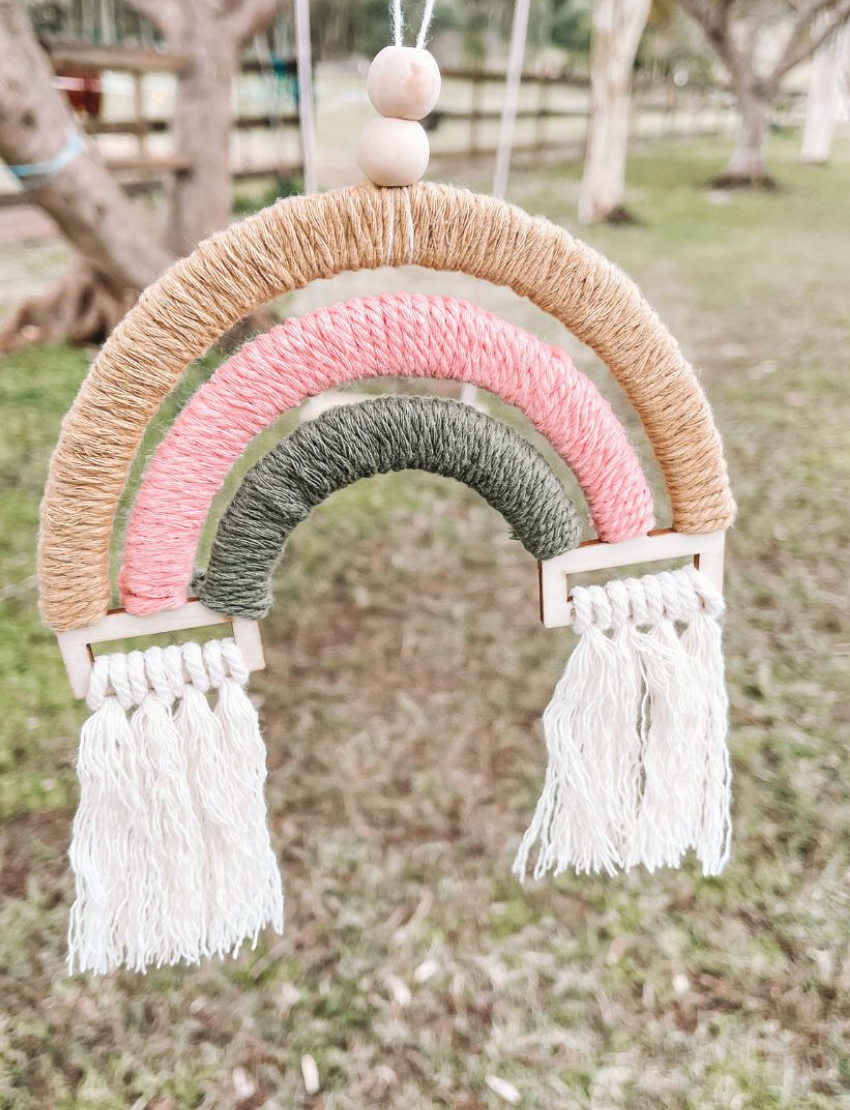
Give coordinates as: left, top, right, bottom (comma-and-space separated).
0, 0, 277, 352
679, 0, 850, 186
0, 1, 173, 350
128, 0, 278, 254
800, 17, 850, 162
578, 0, 652, 224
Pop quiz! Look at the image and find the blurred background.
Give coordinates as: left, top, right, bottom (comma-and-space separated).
1, 1, 849, 1107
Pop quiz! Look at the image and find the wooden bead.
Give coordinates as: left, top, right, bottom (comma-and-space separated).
356, 117, 430, 187
366, 45, 441, 121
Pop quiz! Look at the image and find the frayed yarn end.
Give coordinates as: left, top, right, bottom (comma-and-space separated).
67, 639, 283, 976
515, 566, 732, 881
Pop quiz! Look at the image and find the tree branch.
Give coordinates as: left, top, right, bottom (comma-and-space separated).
770, 0, 850, 84
125, 0, 186, 46
227, 0, 279, 45
742, 0, 776, 64
679, 0, 749, 87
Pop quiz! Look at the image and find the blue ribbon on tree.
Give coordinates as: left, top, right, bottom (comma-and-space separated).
6, 128, 86, 190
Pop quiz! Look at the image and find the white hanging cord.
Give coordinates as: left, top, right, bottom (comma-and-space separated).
416, 0, 437, 48
392, 0, 438, 49
294, 0, 317, 195
493, 0, 531, 200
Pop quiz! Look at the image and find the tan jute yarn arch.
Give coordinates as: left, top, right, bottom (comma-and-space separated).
39, 182, 735, 631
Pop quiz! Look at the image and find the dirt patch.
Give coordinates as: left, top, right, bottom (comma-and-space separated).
0, 808, 71, 899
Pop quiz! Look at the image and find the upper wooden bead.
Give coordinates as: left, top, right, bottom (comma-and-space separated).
366, 45, 441, 121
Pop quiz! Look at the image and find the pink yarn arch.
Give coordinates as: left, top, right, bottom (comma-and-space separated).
121, 293, 655, 615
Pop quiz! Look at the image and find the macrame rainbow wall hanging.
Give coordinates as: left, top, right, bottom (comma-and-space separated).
36, 36, 735, 975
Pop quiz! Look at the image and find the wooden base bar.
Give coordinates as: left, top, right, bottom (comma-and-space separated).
56, 600, 265, 699
56, 530, 726, 692
538, 528, 726, 628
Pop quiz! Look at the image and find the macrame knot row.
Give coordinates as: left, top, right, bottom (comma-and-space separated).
86, 638, 249, 711
572, 565, 725, 633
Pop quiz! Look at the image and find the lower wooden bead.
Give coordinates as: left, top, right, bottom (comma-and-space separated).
356, 117, 430, 187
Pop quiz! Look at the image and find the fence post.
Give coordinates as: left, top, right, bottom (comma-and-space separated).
132, 70, 148, 158
470, 69, 482, 157
535, 75, 549, 153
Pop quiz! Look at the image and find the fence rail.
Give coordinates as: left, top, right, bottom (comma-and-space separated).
429, 68, 750, 163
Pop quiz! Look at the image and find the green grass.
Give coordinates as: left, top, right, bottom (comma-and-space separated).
2, 133, 850, 1108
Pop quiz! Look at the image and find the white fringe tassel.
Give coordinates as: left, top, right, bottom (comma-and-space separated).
68, 638, 283, 975
514, 566, 731, 881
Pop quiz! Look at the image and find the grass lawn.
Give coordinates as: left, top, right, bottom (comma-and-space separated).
1, 133, 849, 1108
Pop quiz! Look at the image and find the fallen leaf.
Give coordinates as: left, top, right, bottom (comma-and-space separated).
413, 958, 439, 984
485, 1075, 521, 1105
385, 972, 412, 1007
232, 1067, 257, 1103
301, 1054, 320, 1095
673, 973, 690, 996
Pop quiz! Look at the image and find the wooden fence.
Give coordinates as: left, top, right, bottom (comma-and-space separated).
1, 46, 808, 208
0, 40, 303, 208
430, 67, 746, 165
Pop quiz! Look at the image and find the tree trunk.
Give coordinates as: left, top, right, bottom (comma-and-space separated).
680, 0, 850, 189
163, 20, 238, 254
578, 0, 651, 225
715, 83, 775, 187
125, 0, 279, 254
801, 22, 849, 164
0, 0, 277, 351
0, 2, 173, 350
0, 259, 137, 353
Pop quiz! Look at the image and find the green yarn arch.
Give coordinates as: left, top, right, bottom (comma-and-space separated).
196, 396, 583, 619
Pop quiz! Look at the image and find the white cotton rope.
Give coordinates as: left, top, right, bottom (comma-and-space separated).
68, 638, 283, 975
392, 0, 438, 49
514, 566, 732, 881
416, 0, 437, 48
